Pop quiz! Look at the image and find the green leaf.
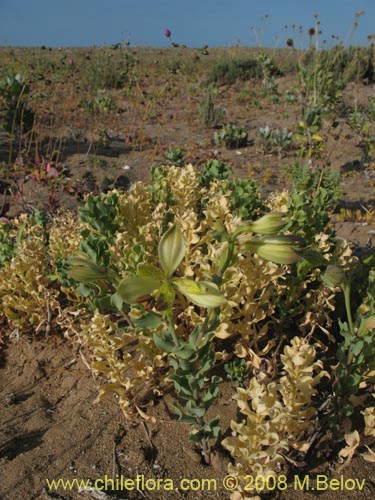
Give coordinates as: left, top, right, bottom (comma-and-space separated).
188, 429, 203, 443
133, 312, 162, 329
158, 224, 186, 278
136, 263, 164, 281
173, 278, 227, 308
66, 256, 109, 282
169, 376, 194, 398
172, 404, 196, 424
204, 416, 221, 438
110, 292, 124, 311
172, 345, 196, 359
301, 248, 328, 267
186, 400, 206, 417
153, 332, 176, 353
77, 283, 91, 297
117, 276, 160, 304
351, 340, 364, 357
188, 325, 202, 345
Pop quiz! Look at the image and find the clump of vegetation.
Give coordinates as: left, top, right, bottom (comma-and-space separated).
0, 163, 374, 492
0, 72, 35, 143
286, 161, 340, 243
206, 57, 263, 85
295, 106, 325, 159
257, 51, 281, 101
213, 124, 248, 149
164, 146, 185, 167
84, 46, 138, 90
199, 85, 226, 128
225, 358, 251, 388
79, 90, 117, 114
256, 126, 293, 157
300, 45, 375, 112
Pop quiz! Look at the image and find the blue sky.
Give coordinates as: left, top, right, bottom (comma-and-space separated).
0, 0, 373, 48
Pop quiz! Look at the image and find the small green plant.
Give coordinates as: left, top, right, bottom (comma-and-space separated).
225, 358, 251, 388
348, 114, 375, 166
206, 58, 262, 85
0, 220, 14, 268
198, 159, 233, 188
256, 126, 292, 157
322, 255, 375, 433
271, 127, 293, 157
226, 177, 264, 220
256, 125, 272, 154
257, 51, 280, 101
286, 161, 340, 243
0, 73, 35, 145
79, 90, 117, 114
295, 106, 325, 159
199, 85, 225, 128
283, 89, 298, 104
348, 109, 367, 133
261, 77, 279, 102
164, 146, 185, 167
84, 46, 137, 91
213, 124, 248, 149
368, 96, 375, 122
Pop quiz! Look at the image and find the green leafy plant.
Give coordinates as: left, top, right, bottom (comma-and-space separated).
271, 128, 293, 157
225, 177, 264, 220
59, 191, 122, 313
199, 85, 225, 128
225, 358, 251, 388
257, 51, 280, 101
322, 256, 375, 431
112, 224, 223, 463
299, 47, 343, 109
367, 96, 375, 122
295, 106, 325, 159
213, 124, 248, 149
198, 159, 233, 188
348, 109, 367, 133
283, 89, 298, 104
256, 126, 292, 157
206, 57, 262, 85
0, 220, 15, 268
286, 162, 340, 243
84, 46, 137, 91
0, 73, 35, 144
79, 90, 117, 114
256, 125, 273, 154
164, 146, 185, 167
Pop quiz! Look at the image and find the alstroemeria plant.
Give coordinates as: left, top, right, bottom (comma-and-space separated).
117, 224, 227, 315
66, 213, 305, 465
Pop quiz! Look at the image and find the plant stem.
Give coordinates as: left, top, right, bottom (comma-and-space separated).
167, 311, 180, 347
343, 284, 354, 335
217, 238, 235, 282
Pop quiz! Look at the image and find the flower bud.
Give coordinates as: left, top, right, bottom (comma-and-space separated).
242, 235, 302, 265
66, 257, 110, 283
248, 212, 288, 235
322, 265, 346, 288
